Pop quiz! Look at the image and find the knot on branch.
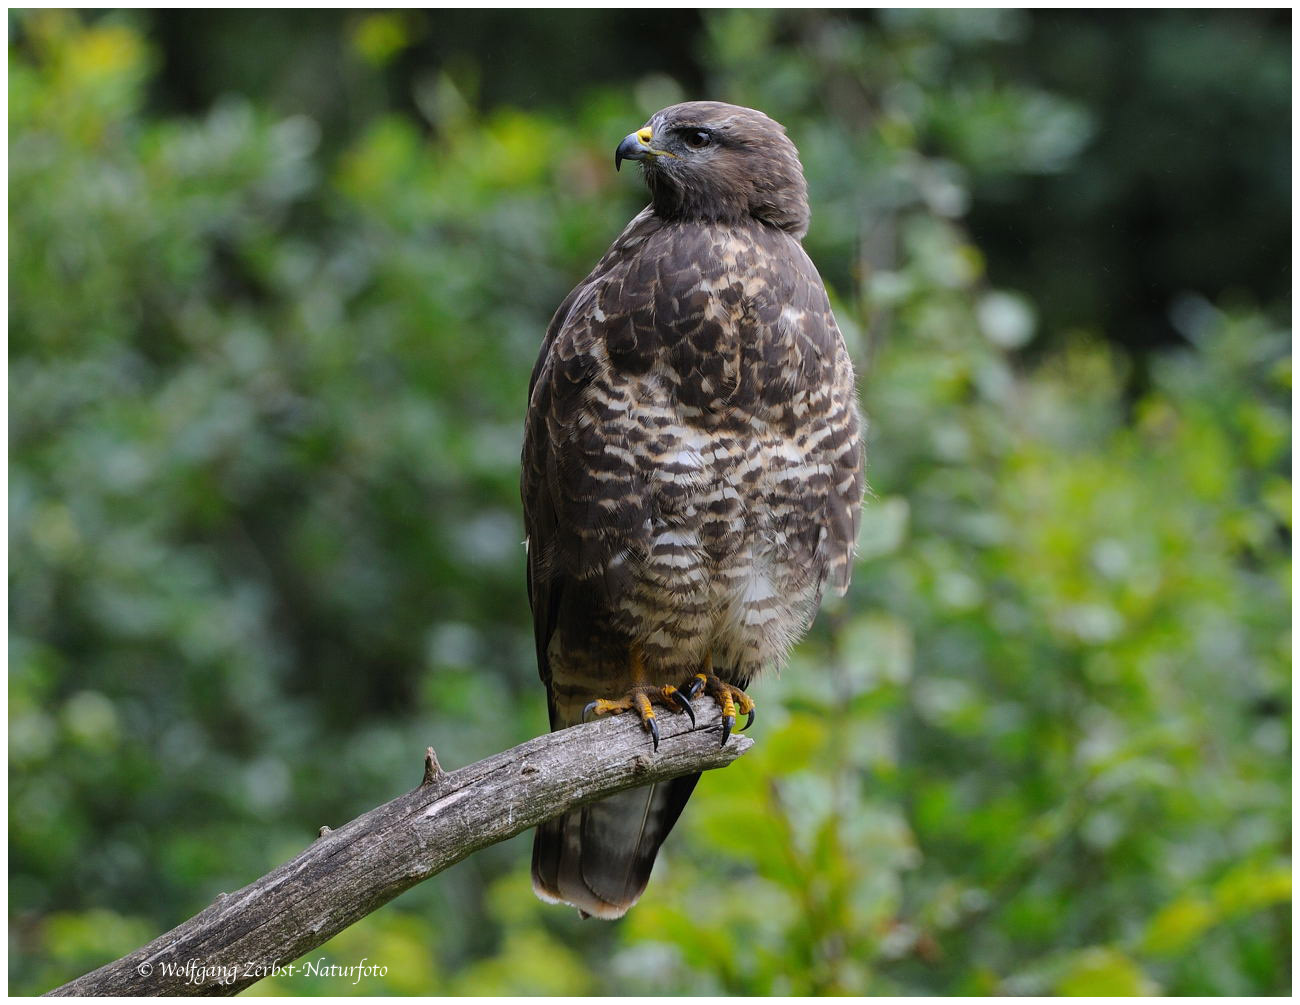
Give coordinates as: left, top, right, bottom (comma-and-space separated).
421, 746, 445, 787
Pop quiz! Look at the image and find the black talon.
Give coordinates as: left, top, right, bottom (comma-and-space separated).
738, 707, 755, 732
686, 675, 706, 700
648, 716, 660, 752
720, 714, 734, 747
670, 690, 696, 726
582, 701, 599, 722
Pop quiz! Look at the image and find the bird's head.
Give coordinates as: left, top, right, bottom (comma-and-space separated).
615, 101, 811, 239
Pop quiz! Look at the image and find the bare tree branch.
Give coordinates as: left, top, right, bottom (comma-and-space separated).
46, 707, 752, 997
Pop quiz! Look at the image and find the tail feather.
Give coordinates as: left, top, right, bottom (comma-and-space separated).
532, 773, 700, 919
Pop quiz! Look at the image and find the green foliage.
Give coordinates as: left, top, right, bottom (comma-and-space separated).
10, 9, 1289, 997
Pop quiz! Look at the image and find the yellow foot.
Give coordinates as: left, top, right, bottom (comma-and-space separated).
684, 673, 755, 747
583, 683, 695, 752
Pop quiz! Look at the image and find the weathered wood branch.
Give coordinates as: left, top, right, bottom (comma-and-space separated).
47, 707, 752, 996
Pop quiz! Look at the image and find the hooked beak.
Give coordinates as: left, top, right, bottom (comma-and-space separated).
615, 126, 662, 171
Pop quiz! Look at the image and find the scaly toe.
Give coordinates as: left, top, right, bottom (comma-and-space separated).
666, 686, 695, 725
683, 673, 756, 746
581, 683, 696, 751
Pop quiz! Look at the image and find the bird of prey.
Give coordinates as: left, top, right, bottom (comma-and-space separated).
522, 101, 865, 919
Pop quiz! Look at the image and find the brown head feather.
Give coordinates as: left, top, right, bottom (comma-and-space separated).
634, 101, 811, 238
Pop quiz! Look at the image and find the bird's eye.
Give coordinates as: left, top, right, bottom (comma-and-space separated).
683, 130, 712, 150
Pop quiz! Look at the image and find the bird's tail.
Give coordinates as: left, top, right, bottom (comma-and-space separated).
531, 773, 700, 919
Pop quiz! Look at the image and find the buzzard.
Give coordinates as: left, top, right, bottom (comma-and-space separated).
522, 101, 865, 919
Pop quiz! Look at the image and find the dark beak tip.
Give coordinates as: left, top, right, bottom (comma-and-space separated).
614, 133, 644, 174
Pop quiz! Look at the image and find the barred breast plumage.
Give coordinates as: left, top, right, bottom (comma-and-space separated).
523, 101, 865, 920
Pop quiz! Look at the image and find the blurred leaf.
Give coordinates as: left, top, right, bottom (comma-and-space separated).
1142, 896, 1216, 955
1056, 947, 1155, 996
